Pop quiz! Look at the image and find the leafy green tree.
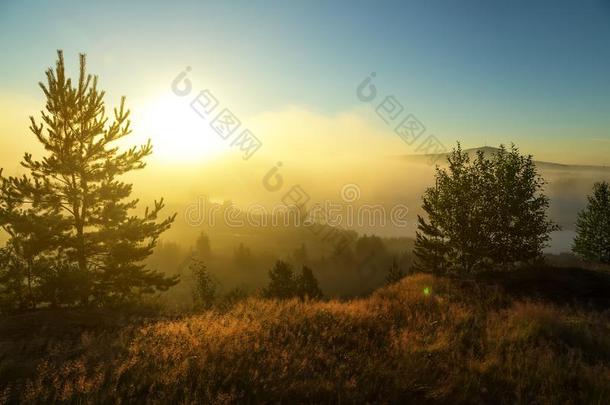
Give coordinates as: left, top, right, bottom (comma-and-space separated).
263, 260, 296, 299
478, 145, 557, 266
296, 266, 323, 299
572, 181, 610, 263
414, 144, 557, 274
385, 257, 405, 285
0, 51, 178, 306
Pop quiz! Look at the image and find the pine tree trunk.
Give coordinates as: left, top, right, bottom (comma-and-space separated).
26, 257, 35, 310
76, 222, 89, 306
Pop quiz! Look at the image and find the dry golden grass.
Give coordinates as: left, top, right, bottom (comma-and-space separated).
1, 273, 609, 404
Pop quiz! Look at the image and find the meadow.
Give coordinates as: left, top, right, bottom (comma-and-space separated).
1, 269, 609, 404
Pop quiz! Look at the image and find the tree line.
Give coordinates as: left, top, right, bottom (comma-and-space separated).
1, 51, 609, 312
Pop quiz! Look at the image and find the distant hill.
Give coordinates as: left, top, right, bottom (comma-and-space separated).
400, 146, 610, 172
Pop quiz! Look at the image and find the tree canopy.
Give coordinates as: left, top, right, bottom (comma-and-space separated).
264, 260, 323, 300
572, 181, 610, 263
413, 144, 558, 274
0, 51, 177, 310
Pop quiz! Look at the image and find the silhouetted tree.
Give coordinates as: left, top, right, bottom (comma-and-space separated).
413, 196, 450, 275
478, 144, 558, 266
0, 242, 28, 312
264, 261, 323, 300
37, 258, 86, 308
0, 176, 72, 309
293, 243, 308, 264
573, 181, 610, 263
194, 231, 211, 259
0, 51, 178, 307
355, 235, 386, 261
263, 260, 296, 299
190, 259, 217, 309
296, 266, 323, 299
414, 144, 557, 274
385, 257, 405, 285
234, 243, 253, 267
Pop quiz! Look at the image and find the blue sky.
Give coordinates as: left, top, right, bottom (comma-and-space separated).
1, 0, 609, 164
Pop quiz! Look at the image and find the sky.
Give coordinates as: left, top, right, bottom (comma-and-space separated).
0, 0, 609, 168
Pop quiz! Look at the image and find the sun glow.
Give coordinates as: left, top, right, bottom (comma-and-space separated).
133, 95, 229, 164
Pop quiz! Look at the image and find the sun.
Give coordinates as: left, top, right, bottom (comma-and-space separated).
132, 94, 229, 164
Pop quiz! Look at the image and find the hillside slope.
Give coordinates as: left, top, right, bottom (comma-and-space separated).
1, 272, 609, 404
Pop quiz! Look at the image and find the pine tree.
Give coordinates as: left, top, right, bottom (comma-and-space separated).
573, 181, 610, 263
0, 51, 178, 306
296, 265, 322, 299
194, 231, 211, 259
0, 203, 69, 309
413, 145, 484, 273
190, 259, 217, 309
263, 260, 296, 299
385, 257, 405, 285
0, 242, 28, 312
234, 243, 254, 267
412, 202, 450, 275
293, 243, 308, 264
0, 169, 73, 309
